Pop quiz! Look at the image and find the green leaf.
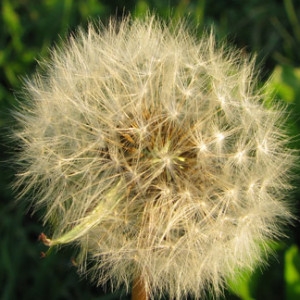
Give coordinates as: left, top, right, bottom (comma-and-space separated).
285, 244, 300, 299
266, 65, 300, 104
134, 0, 150, 17
264, 65, 300, 146
227, 268, 255, 300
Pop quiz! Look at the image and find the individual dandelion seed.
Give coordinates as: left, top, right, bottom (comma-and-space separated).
13, 14, 296, 300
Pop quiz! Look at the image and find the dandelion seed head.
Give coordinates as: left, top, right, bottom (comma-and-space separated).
14, 14, 296, 299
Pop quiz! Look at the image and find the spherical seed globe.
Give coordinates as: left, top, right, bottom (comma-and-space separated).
14, 15, 295, 299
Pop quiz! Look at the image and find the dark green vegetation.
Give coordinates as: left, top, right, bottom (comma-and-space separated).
1, 0, 300, 299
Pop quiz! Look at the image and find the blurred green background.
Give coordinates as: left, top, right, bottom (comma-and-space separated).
1, 0, 300, 299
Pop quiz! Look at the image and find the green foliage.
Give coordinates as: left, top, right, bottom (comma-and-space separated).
1, 0, 300, 299
285, 245, 300, 299
264, 65, 300, 150
0, 0, 108, 108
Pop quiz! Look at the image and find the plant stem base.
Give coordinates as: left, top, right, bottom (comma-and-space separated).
132, 276, 148, 300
